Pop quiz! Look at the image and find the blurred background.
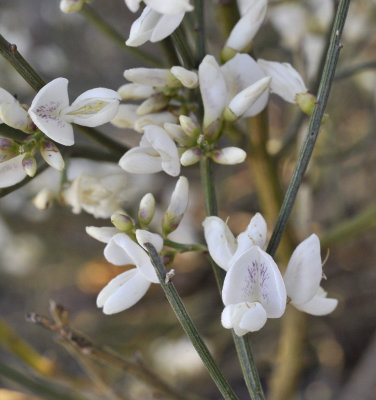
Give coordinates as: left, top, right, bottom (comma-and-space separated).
0, 0, 376, 399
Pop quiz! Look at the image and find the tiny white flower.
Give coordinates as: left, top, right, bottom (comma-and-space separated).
123, 67, 179, 88
211, 147, 247, 165
29, 78, 121, 146
170, 66, 198, 89
203, 213, 267, 271
0, 155, 27, 188
126, 7, 185, 47
32, 188, 55, 210
222, 246, 286, 335
119, 125, 180, 176
180, 148, 201, 166
60, 0, 85, 13
284, 234, 338, 316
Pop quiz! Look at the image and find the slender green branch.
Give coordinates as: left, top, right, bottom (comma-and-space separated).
80, 4, 163, 67
171, 27, 195, 69
0, 361, 89, 400
194, 0, 206, 67
160, 37, 181, 66
145, 243, 239, 400
200, 157, 218, 216
266, 0, 351, 257
164, 239, 207, 253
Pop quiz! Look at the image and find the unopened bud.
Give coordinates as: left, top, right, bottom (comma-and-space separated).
164, 123, 194, 147
124, 68, 180, 88
32, 188, 55, 210
170, 66, 198, 88
22, 154, 37, 177
137, 93, 169, 115
180, 148, 201, 166
0, 137, 18, 155
118, 83, 156, 100
211, 147, 247, 165
162, 176, 189, 236
138, 193, 156, 227
60, 0, 85, 13
179, 115, 200, 138
40, 141, 65, 171
111, 210, 135, 232
296, 92, 316, 115
220, 46, 238, 63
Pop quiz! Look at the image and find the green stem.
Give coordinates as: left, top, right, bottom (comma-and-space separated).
200, 157, 265, 400
80, 4, 163, 67
194, 0, 206, 67
171, 27, 195, 69
0, 33, 129, 155
164, 239, 207, 253
266, 0, 351, 257
145, 243, 239, 400
160, 37, 181, 66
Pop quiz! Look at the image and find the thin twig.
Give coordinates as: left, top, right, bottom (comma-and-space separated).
266, 0, 351, 257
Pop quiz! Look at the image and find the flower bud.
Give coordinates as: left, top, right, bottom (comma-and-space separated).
170, 66, 198, 88
111, 210, 135, 232
123, 68, 180, 88
137, 93, 169, 115
134, 111, 177, 133
22, 154, 37, 177
111, 104, 139, 129
162, 176, 189, 236
179, 115, 200, 138
32, 188, 55, 210
211, 147, 247, 165
164, 123, 194, 146
60, 0, 85, 13
0, 137, 18, 156
296, 92, 316, 115
138, 193, 156, 227
40, 141, 65, 171
118, 83, 156, 100
180, 148, 201, 166
223, 76, 271, 122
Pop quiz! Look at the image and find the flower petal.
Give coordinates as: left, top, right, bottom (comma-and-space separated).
119, 146, 162, 174
292, 287, 338, 316
0, 155, 27, 188
0, 101, 32, 132
136, 229, 164, 253
222, 246, 286, 318
118, 83, 157, 100
124, 0, 141, 13
104, 233, 135, 265
29, 77, 74, 146
151, 12, 185, 42
98, 269, 151, 314
86, 226, 120, 243
126, 7, 159, 47
111, 104, 139, 129
202, 216, 236, 271
239, 302, 268, 332
284, 234, 322, 305
0, 88, 16, 104
144, 0, 193, 15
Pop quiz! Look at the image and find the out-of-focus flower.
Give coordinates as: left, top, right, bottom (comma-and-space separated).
60, 0, 85, 13
119, 125, 180, 176
221, 246, 286, 335
203, 213, 267, 271
61, 172, 128, 218
162, 176, 189, 236
32, 188, 56, 210
29, 78, 121, 146
284, 234, 338, 315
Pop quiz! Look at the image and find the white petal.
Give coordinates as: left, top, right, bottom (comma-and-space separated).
257, 59, 307, 103
221, 54, 268, 117
211, 147, 246, 165
0, 102, 32, 132
99, 269, 151, 314
202, 216, 236, 271
225, 0, 267, 52
111, 233, 159, 283
104, 233, 135, 265
235, 212, 267, 258
239, 302, 268, 332
124, 67, 178, 87
134, 111, 178, 132
136, 229, 164, 253
85, 226, 120, 243
0, 155, 27, 188
126, 7, 159, 47
221, 303, 248, 336
151, 12, 185, 42
165, 176, 189, 220
284, 234, 322, 305
124, 0, 141, 12
144, 0, 193, 15
118, 83, 156, 100
144, 125, 180, 176
64, 88, 120, 127
198, 55, 227, 128
222, 246, 286, 318
29, 77, 74, 146
111, 104, 139, 129
0, 88, 16, 104
293, 287, 338, 316
119, 146, 162, 174
170, 66, 198, 88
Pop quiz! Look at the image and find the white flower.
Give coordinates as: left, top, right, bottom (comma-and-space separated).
60, 0, 85, 13
0, 88, 33, 132
124, 0, 193, 15
61, 173, 128, 218
97, 230, 162, 314
126, 7, 185, 47
29, 78, 121, 146
203, 213, 267, 271
199, 54, 269, 129
284, 234, 338, 316
0, 155, 27, 188
257, 59, 308, 103
119, 124, 180, 176
221, 246, 286, 335
224, 0, 267, 53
